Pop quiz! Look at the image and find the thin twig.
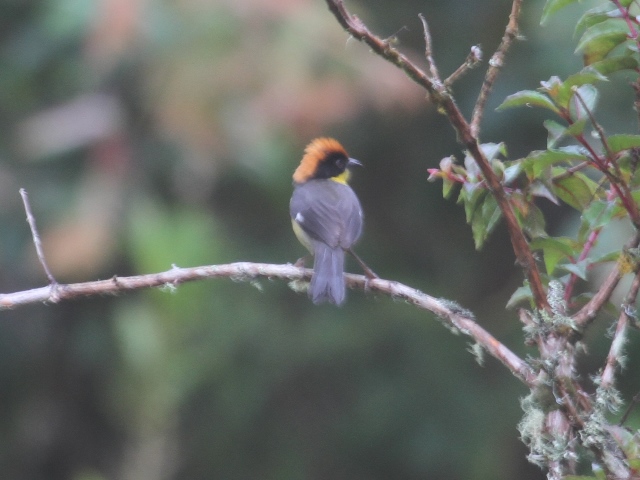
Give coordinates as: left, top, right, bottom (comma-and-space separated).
325, 0, 435, 94
444, 46, 482, 87
573, 232, 640, 327
19, 189, 57, 287
564, 227, 603, 305
550, 161, 589, 181
618, 392, 640, 426
347, 248, 378, 279
470, 0, 523, 137
572, 87, 613, 160
324, 0, 550, 313
0, 260, 538, 387
632, 79, 640, 131
418, 13, 441, 81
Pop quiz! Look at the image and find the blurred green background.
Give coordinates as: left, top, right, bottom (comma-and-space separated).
2, 0, 640, 479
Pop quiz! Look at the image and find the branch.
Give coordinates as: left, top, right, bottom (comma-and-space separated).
444, 45, 482, 87
324, 0, 550, 312
20, 188, 58, 287
0, 261, 538, 387
418, 13, 441, 81
470, 0, 523, 137
573, 231, 640, 327
601, 268, 640, 389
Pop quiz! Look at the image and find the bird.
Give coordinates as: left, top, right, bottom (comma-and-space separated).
290, 137, 364, 305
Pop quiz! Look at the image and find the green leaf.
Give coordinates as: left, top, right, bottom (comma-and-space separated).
607, 134, 640, 153
553, 169, 600, 210
544, 118, 588, 148
565, 118, 588, 137
590, 250, 620, 264
545, 120, 567, 149
588, 55, 638, 76
559, 259, 590, 280
570, 84, 599, 118
442, 177, 457, 199
576, 5, 621, 35
458, 185, 486, 223
540, 76, 564, 100
575, 19, 629, 65
470, 213, 487, 250
531, 236, 580, 275
530, 180, 560, 204
503, 163, 522, 185
479, 142, 507, 161
522, 148, 589, 178
519, 203, 547, 239
541, 0, 582, 26
464, 152, 482, 179
583, 199, 616, 228
556, 67, 608, 108
496, 90, 559, 114
482, 195, 502, 239
471, 194, 501, 250
506, 284, 533, 309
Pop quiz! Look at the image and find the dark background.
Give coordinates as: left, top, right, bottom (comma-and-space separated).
1, 0, 639, 479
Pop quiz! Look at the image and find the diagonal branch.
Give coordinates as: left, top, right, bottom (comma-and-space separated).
418, 13, 441, 81
470, 0, 523, 137
573, 231, 640, 327
444, 46, 482, 87
0, 262, 538, 387
324, 0, 550, 312
20, 188, 58, 287
601, 268, 640, 389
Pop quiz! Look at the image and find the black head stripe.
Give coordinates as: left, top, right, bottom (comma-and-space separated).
313, 152, 349, 179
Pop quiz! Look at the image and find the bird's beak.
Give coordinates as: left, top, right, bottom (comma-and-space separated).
348, 158, 362, 168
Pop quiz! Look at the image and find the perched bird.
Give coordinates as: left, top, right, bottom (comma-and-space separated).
290, 137, 363, 305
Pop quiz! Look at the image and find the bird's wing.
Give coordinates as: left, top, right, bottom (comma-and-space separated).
290, 180, 362, 249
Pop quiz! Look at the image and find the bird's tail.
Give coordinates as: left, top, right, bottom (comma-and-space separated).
310, 244, 346, 305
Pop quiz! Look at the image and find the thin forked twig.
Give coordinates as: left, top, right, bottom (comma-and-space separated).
470, 0, 524, 137
19, 188, 58, 287
445, 46, 483, 87
418, 13, 441, 81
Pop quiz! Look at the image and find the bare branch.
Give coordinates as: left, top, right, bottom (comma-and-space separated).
0, 261, 538, 387
324, 0, 550, 312
20, 188, 58, 287
325, 0, 435, 94
572, 88, 613, 160
418, 13, 441, 81
601, 268, 640, 389
470, 0, 523, 137
573, 231, 640, 327
444, 46, 482, 87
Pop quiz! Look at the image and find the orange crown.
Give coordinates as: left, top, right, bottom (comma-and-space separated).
293, 137, 348, 184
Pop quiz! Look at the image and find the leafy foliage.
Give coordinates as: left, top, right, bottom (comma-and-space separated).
427, 1, 640, 477
430, 0, 640, 310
